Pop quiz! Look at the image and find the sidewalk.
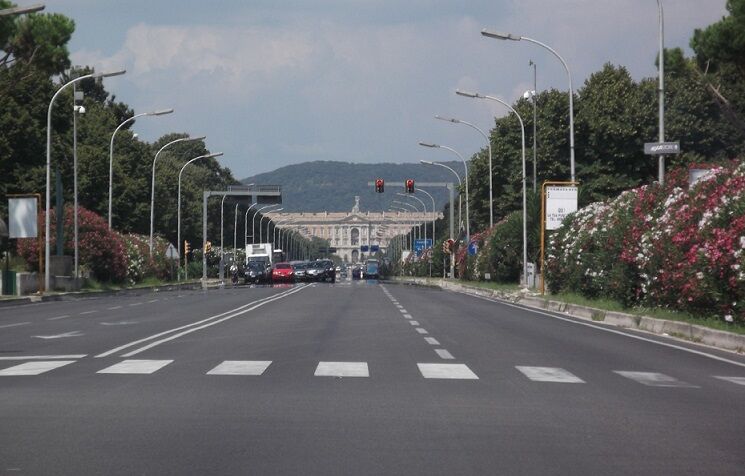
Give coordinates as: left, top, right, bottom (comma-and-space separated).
393, 277, 745, 355
0, 279, 222, 308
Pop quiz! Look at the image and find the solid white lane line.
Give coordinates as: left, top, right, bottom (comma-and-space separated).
464, 292, 745, 370
314, 362, 369, 377
207, 361, 272, 376
79, 310, 98, 315
402, 313, 412, 319
97, 359, 173, 374
614, 371, 698, 388
435, 349, 454, 360
415, 328, 428, 334
95, 286, 307, 358
409, 321, 419, 326
107, 306, 122, 310
0, 354, 86, 361
118, 285, 310, 358
47, 315, 70, 321
715, 376, 745, 386
516, 366, 585, 383
0, 360, 75, 376
418, 363, 478, 380
424, 337, 440, 346
0, 322, 30, 329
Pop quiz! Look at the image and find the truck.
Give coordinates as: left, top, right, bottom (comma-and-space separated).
246, 243, 273, 268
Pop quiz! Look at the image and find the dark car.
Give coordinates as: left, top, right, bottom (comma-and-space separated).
244, 260, 271, 284
306, 259, 336, 283
351, 264, 363, 280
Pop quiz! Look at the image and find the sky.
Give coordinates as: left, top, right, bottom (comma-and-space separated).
45, 0, 729, 179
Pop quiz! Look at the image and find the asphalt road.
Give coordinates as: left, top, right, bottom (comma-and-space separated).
1, 279, 744, 475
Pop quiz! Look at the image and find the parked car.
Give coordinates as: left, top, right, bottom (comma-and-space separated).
306, 259, 336, 283
271, 262, 295, 283
290, 261, 310, 282
244, 260, 271, 284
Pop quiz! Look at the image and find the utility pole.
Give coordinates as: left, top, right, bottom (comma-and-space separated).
530, 60, 538, 193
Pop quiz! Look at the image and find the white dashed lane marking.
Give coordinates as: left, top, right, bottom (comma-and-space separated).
409, 321, 419, 326
128, 302, 143, 307
79, 310, 98, 315
435, 349, 454, 360
516, 366, 585, 383
402, 313, 412, 319
315, 362, 369, 377
97, 359, 173, 375
107, 306, 122, 310
415, 328, 428, 334
207, 361, 272, 376
418, 363, 479, 380
424, 337, 440, 346
715, 376, 745, 386
0, 360, 75, 376
614, 371, 698, 388
0, 322, 30, 329
47, 315, 70, 321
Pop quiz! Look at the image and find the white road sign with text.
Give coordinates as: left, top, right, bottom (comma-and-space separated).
546, 186, 578, 230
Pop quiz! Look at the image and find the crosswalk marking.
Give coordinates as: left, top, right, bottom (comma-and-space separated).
424, 337, 440, 346
418, 363, 478, 380
97, 359, 173, 375
315, 362, 369, 377
207, 361, 272, 376
516, 366, 585, 383
0, 360, 75, 376
435, 349, 454, 360
714, 376, 745, 386
614, 371, 698, 388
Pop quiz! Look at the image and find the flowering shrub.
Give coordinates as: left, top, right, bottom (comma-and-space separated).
546, 162, 745, 323
17, 205, 128, 282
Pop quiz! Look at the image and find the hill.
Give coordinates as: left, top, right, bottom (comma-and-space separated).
241, 160, 462, 212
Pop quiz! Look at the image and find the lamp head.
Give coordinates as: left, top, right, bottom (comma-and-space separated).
435, 115, 459, 124
205, 152, 224, 159
94, 69, 126, 79
418, 142, 438, 148
481, 29, 521, 41
152, 108, 174, 116
455, 89, 480, 99
419, 160, 434, 165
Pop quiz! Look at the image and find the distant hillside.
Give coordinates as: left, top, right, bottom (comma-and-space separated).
241, 160, 462, 212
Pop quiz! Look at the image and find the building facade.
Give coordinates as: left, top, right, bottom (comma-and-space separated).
266, 197, 439, 263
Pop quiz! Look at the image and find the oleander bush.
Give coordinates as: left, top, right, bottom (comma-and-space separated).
546, 161, 745, 323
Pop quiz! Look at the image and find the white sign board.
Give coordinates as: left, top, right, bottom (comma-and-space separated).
165, 243, 179, 260
8, 198, 37, 238
545, 186, 578, 231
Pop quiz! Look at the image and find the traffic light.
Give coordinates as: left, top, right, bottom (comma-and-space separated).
405, 179, 415, 193
375, 178, 384, 193
184, 240, 190, 255
205, 241, 212, 253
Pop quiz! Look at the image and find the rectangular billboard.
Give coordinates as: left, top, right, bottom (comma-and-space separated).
545, 186, 578, 231
8, 197, 37, 238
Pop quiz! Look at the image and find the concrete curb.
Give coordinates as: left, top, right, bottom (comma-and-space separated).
394, 277, 745, 354
0, 281, 219, 309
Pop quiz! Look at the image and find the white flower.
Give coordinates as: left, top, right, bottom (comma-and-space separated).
740, 236, 745, 249
696, 272, 705, 280
724, 315, 734, 323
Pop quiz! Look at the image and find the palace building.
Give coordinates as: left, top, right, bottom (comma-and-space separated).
266, 196, 439, 263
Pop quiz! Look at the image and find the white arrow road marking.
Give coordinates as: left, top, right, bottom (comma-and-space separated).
31, 331, 83, 339
100, 321, 138, 326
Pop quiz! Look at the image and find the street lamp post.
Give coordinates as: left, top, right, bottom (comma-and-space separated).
396, 193, 427, 249
528, 60, 538, 192
233, 202, 240, 255
261, 208, 284, 244
244, 203, 258, 248
415, 187, 437, 277
482, 29, 575, 182
656, 0, 666, 184
456, 89, 528, 286
150, 135, 205, 255
45, 69, 125, 291
109, 108, 173, 228
177, 152, 223, 272
435, 115, 493, 228
253, 204, 278, 244
0, 4, 44, 16
419, 142, 469, 244
420, 159, 462, 236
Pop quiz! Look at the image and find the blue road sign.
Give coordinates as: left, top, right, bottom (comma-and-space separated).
468, 240, 478, 256
414, 239, 433, 256
360, 245, 369, 252
370, 245, 379, 252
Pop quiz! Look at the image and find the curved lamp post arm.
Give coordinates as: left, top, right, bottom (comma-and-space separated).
150, 135, 206, 255
254, 204, 278, 245
177, 152, 223, 261
110, 108, 174, 228
419, 142, 469, 242
244, 202, 258, 247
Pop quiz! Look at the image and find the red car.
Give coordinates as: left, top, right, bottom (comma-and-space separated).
271, 262, 295, 283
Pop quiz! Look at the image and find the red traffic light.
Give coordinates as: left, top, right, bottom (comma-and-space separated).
375, 178, 384, 193
405, 179, 415, 193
